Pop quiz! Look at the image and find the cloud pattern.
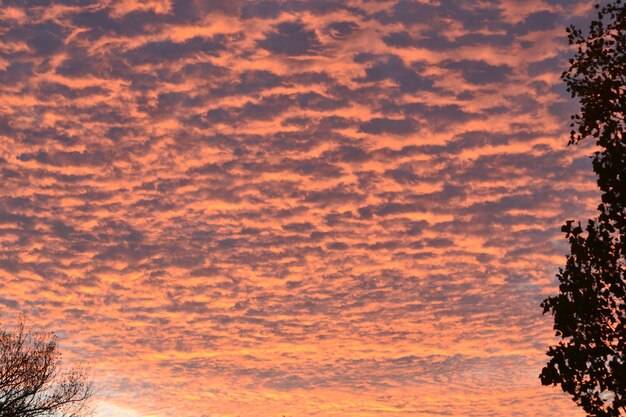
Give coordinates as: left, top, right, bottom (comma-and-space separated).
0, 1, 601, 416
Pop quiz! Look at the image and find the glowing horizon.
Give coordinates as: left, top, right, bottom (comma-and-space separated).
0, 1, 599, 416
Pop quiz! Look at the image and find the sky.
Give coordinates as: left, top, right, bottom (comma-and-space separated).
0, 0, 605, 416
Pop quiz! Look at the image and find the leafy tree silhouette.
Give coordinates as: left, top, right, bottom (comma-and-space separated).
0, 318, 94, 417
540, 1, 626, 416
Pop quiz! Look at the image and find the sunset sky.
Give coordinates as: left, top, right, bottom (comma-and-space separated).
0, 1, 604, 416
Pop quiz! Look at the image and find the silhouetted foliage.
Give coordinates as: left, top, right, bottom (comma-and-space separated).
0, 318, 93, 417
540, 1, 626, 416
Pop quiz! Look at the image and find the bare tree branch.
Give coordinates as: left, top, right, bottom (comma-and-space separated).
0, 318, 94, 417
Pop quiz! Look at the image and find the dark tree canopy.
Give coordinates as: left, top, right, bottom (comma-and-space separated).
0, 319, 93, 417
540, 1, 626, 416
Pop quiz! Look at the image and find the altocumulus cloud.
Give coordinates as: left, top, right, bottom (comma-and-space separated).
0, 1, 597, 416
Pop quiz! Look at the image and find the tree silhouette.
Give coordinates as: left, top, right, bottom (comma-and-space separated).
0, 318, 94, 417
540, 1, 626, 416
